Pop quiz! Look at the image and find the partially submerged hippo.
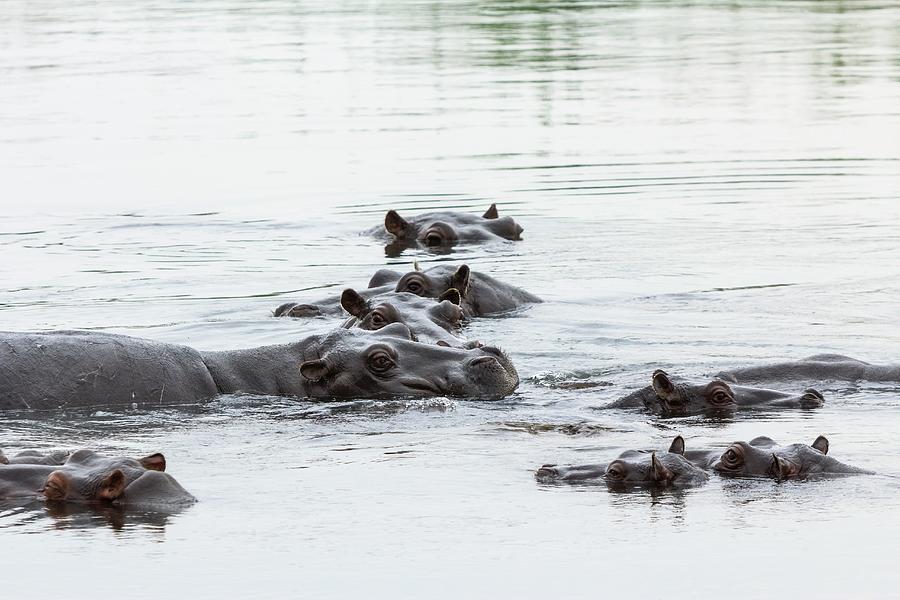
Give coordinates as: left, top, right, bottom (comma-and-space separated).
0, 449, 194, 505
607, 369, 825, 416
713, 436, 873, 480
374, 204, 523, 253
0, 324, 518, 410
274, 263, 540, 319
370, 263, 541, 317
0, 449, 71, 465
535, 436, 709, 489
339, 288, 467, 346
716, 354, 900, 384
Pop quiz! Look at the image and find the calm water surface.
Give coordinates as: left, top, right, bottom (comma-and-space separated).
2, 1, 900, 598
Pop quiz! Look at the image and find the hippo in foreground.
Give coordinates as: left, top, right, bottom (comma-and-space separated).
0, 449, 194, 506
713, 436, 873, 480
0, 324, 518, 410
274, 263, 541, 319
535, 436, 709, 489
372, 204, 523, 254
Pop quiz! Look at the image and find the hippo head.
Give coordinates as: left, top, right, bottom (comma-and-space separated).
339, 288, 466, 346
42, 450, 168, 503
298, 324, 518, 399
645, 370, 825, 416
393, 264, 472, 302
713, 436, 832, 480
603, 436, 710, 489
384, 204, 523, 248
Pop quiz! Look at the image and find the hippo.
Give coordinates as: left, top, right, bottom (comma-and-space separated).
0, 449, 194, 505
338, 288, 467, 346
535, 436, 710, 489
0, 324, 519, 410
274, 263, 541, 319
607, 369, 825, 416
373, 204, 524, 254
712, 436, 873, 480
716, 354, 900, 384
370, 264, 541, 317
0, 449, 71, 465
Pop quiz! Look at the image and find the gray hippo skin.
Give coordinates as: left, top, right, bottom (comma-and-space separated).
713, 436, 873, 480
535, 436, 710, 489
374, 203, 523, 254
0, 324, 518, 410
717, 354, 900, 384
0, 449, 71, 465
607, 369, 825, 416
338, 288, 468, 346
372, 263, 541, 317
274, 263, 541, 319
0, 449, 194, 505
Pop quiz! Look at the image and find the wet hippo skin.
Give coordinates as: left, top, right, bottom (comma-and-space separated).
0, 323, 519, 409
535, 436, 710, 489
716, 354, 900, 384
274, 263, 541, 319
713, 436, 873, 479
607, 369, 824, 416
0, 449, 194, 506
372, 203, 524, 252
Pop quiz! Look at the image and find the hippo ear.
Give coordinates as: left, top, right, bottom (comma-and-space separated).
668, 436, 685, 455
97, 469, 127, 501
650, 452, 673, 484
43, 471, 71, 500
384, 210, 410, 238
340, 289, 370, 318
438, 288, 462, 306
483, 203, 499, 219
450, 265, 471, 297
299, 359, 330, 382
651, 370, 675, 395
811, 436, 829, 455
139, 453, 166, 472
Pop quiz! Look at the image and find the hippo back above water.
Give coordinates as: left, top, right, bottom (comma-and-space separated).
0, 324, 519, 410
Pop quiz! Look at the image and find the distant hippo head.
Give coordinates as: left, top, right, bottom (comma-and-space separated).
634, 370, 824, 416
535, 436, 709, 489
339, 288, 466, 346
384, 204, 523, 249
713, 435, 870, 479
298, 324, 518, 399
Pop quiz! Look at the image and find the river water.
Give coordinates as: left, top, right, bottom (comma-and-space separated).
2, 1, 899, 597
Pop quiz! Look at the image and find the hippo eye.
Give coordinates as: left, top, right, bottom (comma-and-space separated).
424, 232, 443, 246
606, 462, 626, 480
368, 351, 395, 374
404, 281, 424, 294
721, 446, 743, 468
370, 311, 387, 328
710, 390, 733, 405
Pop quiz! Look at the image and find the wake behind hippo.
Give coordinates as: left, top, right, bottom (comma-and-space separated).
0, 324, 519, 410
371, 203, 524, 255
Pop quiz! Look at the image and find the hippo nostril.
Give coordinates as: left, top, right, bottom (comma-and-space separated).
470, 356, 497, 367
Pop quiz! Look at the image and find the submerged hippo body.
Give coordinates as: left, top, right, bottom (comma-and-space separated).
373, 204, 524, 254
0, 449, 193, 505
0, 449, 71, 465
536, 436, 709, 489
713, 436, 873, 479
608, 369, 825, 416
0, 324, 518, 410
717, 354, 900, 384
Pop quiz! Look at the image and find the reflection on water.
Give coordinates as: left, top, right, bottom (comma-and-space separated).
2, 0, 900, 597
